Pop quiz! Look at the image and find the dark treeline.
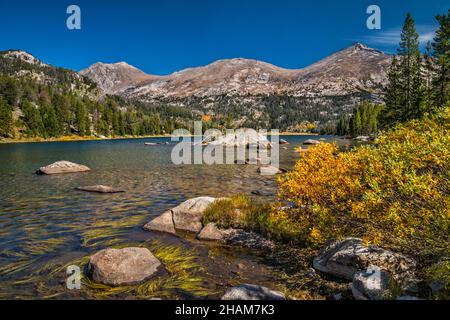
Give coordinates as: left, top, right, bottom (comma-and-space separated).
0, 74, 194, 139
336, 102, 382, 136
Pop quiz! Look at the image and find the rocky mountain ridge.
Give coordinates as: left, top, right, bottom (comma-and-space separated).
80, 43, 391, 102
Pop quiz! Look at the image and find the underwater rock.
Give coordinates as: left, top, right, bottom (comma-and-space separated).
75, 185, 124, 193
36, 160, 90, 175
221, 284, 285, 300
87, 247, 162, 286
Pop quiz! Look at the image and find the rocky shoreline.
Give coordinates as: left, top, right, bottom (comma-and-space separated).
33, 160, 437, 300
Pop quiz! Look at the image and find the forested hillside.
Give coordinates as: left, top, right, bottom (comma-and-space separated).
0, 51, 194, 140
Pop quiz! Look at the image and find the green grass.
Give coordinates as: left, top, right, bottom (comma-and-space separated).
203, 194, 271, 235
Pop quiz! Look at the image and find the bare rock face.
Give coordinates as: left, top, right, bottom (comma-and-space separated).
171, 197, 217, 233
75, 185, 124, 193
143, 210, 176, 234
82, 44, 390, 103
87, 247, 162, 286
313, 238, 417, 289
222, 284, 285, 300
80, 61, 156, 94
36, 161, 90, 175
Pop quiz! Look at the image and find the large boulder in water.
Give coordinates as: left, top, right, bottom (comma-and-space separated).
143, 210, 176, 234
36, 161, 90, 175
87, 247, 162, 286
222, 284, 285, 300
143, 197, 219, 234
172, 197, 217, 233
303, 139, 320, 145
75, 185, 124, 193
203, 129, 272, 149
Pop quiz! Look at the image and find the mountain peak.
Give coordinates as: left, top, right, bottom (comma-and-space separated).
80, 61, 154, 94
1, 50, 47, 67
81, 43, 391, 99
347, 42, 385, 55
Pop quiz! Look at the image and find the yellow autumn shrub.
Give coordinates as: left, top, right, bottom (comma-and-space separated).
274, 107, 450, 255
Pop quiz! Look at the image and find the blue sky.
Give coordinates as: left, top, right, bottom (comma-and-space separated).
0, 1, 447, 74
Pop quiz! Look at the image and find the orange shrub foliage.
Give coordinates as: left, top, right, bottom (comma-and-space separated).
274, 108, 450, 252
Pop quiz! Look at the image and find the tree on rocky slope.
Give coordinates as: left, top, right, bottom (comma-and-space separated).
432, 9, 450, 109
0, 97, 12, 137
383, 13, 424, 125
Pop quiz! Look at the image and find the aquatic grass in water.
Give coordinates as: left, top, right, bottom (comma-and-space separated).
80, 214, 146, 248
4, 241, 213, 300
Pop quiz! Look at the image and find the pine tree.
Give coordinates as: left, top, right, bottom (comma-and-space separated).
0, 97, 12, 137
40, 103, 60, 137
383, 13, 425, 125
398, 13, 423, 119
432, 9, 450, 108
423, 41, 435, 111
383, 56, 403, 124
75, 100, 87, 136
21, 100, 44, 137
352, 109, 362, 136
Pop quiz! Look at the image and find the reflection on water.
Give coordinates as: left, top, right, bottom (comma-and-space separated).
0, 135, 348, 299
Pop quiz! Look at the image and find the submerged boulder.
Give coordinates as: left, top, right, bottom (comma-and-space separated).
313, 238, 417, 291
87, 247, 162, 286
36, 161, 90, 175
75, 185, 124, 193
222, 284, 285, 300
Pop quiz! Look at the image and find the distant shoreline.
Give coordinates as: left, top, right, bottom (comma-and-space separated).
0, 132, 320, 145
